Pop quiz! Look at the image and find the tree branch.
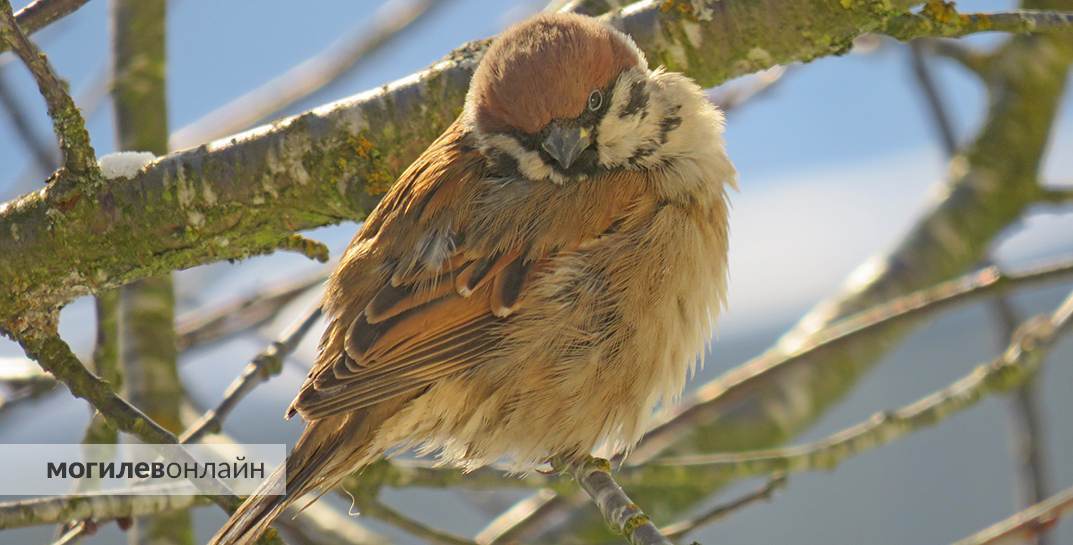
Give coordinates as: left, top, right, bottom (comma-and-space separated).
570, 457, 673, 545
884, 7, 1073, 41
647, 288, 1073, 479
180, 305, 322, 443
3, 0, 943, 334
1038, 186, 1073, 205
8, 0, 90, 44
0, 491, 210, 529
0, 0, 97, 177
659, 474, 786, 540
0, 70, 59, 172
170, 0, 450, 150
951, 485, 1073, 545
358, 499, 475, 545
175, 270, 326, 351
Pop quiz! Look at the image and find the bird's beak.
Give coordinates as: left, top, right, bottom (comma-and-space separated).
541, 124, 591, 170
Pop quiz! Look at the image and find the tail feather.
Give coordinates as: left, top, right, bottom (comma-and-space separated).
208, 398, 408, 545
208, 418, 353, 545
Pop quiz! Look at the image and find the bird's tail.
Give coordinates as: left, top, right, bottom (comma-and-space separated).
207, 415, 371, 545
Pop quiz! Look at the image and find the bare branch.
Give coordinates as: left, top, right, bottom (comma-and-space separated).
648, 289, 1073, 478
922, 38, 991, 74
180, 306, 319, 442
570, 457, 673, 545
0, 0, 97, 177
176, 270, 326, 351
359, 499, 475, 545
951, 485, 1073, 545
660, 474, 786, 540
278, 502, 393, 545
180, 305, 323, 443
708, 66, 790, 115
475, 491, 569, 545
909, 40, 957, 154
636, 258, 1073, 457
1038, 186, 1073, 205
0, 491, 209, 529
0, 70, 59, 172
9, 0, 90, 42
170, 0, 449, 150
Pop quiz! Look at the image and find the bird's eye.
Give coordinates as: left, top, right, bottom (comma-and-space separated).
587, 90, 603, 112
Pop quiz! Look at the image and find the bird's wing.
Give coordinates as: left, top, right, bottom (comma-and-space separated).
289, 120, 652, 420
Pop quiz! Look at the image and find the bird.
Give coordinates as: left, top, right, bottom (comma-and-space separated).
209, 12, 734, 545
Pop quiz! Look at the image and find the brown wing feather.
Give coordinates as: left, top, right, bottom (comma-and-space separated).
288, 120, 654, 421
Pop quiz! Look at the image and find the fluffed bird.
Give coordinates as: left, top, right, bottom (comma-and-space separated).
209, 12, 735, 545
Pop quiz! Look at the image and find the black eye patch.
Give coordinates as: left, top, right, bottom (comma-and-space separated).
619, 80, 647, 118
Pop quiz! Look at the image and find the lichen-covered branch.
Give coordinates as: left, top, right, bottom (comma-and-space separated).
3, 0, 966, 336
951, 485, 1073, 545
884, 6, 1073, 41
646, 289, 1073, 479
0, 491, 210, 529
0, 0, 97, 177
570, 457, 673, 545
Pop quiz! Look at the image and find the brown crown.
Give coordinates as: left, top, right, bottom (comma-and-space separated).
469, 13, 643, 135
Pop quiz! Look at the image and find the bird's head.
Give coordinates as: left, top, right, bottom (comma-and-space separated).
463, 13, 695, 184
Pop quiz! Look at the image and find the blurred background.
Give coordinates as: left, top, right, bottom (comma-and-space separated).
1, 0, 1072, 544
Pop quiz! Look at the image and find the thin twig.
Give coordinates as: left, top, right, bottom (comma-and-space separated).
707, 65, 789, 115
909, 34, 1053, 545
360, 499, 475, 545
921, 38, 991, 75
634, 257, 1073, 460
8, 0, 89, 43
660, 474, 787, 540
569, 457, 673, 545
0, 70, 58, 172
909, 40, 957, 155
475, 490, 570, 545
1039, 187, 1073, 205
990, 295, 1052, 545
277, 501, 393, 545
176, 270, 326, 351
648, 289, 1073, 478
950, 485, 1073, 545
0, 491, 211, 529
181, 305, 322, 443
169, 0, 448, 149
0, 0, 96, 177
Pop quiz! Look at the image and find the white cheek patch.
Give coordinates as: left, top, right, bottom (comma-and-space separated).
597, 68, 663, 169
480, 133, 568, 185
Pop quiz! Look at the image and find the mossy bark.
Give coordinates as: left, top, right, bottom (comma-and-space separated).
111, 1, 192, 544
0, 0, 938, 335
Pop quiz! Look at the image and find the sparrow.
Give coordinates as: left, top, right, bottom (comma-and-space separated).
210, 12, 734, 545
